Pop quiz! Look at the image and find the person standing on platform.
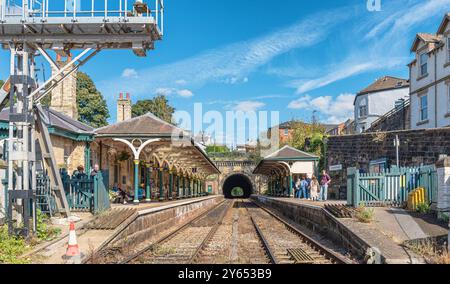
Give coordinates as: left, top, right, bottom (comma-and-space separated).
300, 176, 308, 200
310, 175, 320, 201
305, 174, 312, 200
295, 177, 301, 199
319, 170, 331, 201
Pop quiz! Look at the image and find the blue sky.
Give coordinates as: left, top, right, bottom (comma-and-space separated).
1, 0, 450, 146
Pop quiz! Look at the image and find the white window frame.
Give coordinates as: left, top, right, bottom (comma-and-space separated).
359, 99, 368, 118
447, 36, 450, 63
447, 84, 450, 114
419, 94, 428, 122
419, 52, 428, 77
284, 128, 289, 136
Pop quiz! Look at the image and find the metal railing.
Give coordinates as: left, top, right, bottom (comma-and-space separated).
367, 98, 410, 132
0, 0, 164, 34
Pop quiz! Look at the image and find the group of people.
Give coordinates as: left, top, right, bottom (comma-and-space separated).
72, 164, 100, 179
293, 170, 331, 202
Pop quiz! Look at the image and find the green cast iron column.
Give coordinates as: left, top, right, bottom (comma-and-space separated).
159, 168, 164, 201
187, 177, 191, 197
194, 179, 198, 197
289, 174, 293, 198
182, 175, 186, 198
133, 160, 140, 204
84, 142, 91, 175
169, 171, 173, 200
176, 174, 180, 199
146, 164, 151, 202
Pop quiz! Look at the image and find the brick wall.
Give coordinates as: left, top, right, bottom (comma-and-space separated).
327, 127, 450, 172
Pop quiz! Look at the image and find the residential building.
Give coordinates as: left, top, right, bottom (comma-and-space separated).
409, 13, 450, 130
354, 76, 410, 133
326, 122, 346, 136
342, 119, 356, 135
268, 120, 339, 143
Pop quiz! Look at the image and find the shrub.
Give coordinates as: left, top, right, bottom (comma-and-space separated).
0, 225, 31, 264
36, 210, 61, 241
356, 204, 375, 223
416, 203, 431, 214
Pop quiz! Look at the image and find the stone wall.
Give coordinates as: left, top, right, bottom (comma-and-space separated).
327, 127, 450, 172
50, 135, 86, 174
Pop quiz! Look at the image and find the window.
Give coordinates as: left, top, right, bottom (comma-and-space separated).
284, 129, 289, 136
359, 100, 368, 118
420, 94, 428, 121
419, 53, 428, 77
448, 84, 450, 113
447, 37, 450, 63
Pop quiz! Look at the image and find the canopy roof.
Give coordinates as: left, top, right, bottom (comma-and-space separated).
95, 112, 220, 176
253, 145, 319, 176
0, 107, 94, 141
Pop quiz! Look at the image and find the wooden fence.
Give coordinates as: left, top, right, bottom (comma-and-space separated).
347, 165, 438, 207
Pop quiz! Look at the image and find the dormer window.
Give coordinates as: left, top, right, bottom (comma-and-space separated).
395, 81, 403, 88
419, 52, 428, 77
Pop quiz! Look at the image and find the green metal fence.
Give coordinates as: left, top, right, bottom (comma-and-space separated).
347, 165, 438, 207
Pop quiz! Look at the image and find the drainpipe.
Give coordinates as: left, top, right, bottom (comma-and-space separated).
434, 48, 438, 128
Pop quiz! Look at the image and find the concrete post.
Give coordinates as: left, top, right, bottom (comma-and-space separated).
436, 157, 450, 220
133, 160, 140, 204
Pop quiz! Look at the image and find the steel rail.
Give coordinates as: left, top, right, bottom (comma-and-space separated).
189, 200, 235, 264
120, 200, 229, 264
250, 200, 352, 265
246, 206, 278, 264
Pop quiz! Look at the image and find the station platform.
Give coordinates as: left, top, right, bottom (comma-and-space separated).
253, 196, 449, 264
25, 196, 220, 264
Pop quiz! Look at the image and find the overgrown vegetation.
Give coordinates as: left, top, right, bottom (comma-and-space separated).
416, 202, 431, 214
0, 226, 31, 264
406, 238, 450, 264
0, 210, 61, 264
231, 187, 244, 197
356, 204, 375, 223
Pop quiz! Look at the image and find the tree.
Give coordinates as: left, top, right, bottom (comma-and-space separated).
205, 145, 230, 154
76, 72, 110, 128
132, 95, 175, 123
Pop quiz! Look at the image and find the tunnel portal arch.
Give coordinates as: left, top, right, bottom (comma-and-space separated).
221, 173, 254, 199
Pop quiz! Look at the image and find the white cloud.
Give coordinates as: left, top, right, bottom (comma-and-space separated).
175, 79, 187, 85
232, 101, 266, 112
177, 89, 194, 98
155, 88, 175, 96
99, 8, 350, 98
121, 68, 138, 78
288, 93, 354, 124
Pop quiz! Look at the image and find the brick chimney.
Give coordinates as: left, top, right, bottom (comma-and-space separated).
117, 93, 132, 122
50, 55, 78, 119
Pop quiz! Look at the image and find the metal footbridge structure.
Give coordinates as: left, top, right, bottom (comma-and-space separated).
0, 0, 164, 236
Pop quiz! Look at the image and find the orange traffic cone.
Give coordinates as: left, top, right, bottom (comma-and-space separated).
66, 222, 80, 257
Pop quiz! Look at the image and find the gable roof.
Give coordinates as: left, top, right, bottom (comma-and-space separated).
437, 13, 450, 35
0, 107, 94, 135
410, 33, 442, 52
95, 112, 188, 137
264, 145, 319, 160
354, 76, 409, 105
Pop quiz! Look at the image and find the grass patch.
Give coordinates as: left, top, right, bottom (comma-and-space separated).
406, 237, 450, 264
0, 225, 32, 264
356, 205, 375, 223
416, 203, 431, 214
0, 210, 62, 264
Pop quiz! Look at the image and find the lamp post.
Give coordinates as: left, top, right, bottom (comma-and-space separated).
394, 135, 400, 168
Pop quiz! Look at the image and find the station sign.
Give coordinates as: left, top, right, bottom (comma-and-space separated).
329, 164, 343, 172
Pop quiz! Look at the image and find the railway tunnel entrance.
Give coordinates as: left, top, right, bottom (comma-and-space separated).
222, 174, 254, 199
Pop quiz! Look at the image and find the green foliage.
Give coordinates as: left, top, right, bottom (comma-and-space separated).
117, 151, 131, 162
356, 204, 375, 223
0, 225, 31, 264
417, 203, 431, 214
132, 95, 175, 123
77, 72, 110, 128
206, 145, 230, 154
36, 210, 61, 241
231, 187, 244, 197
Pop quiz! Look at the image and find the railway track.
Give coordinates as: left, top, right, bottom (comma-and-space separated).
192, 200, 270, 264
122, 200, 234, 264
120, 199, 351, 264
246, 200, 352, 264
